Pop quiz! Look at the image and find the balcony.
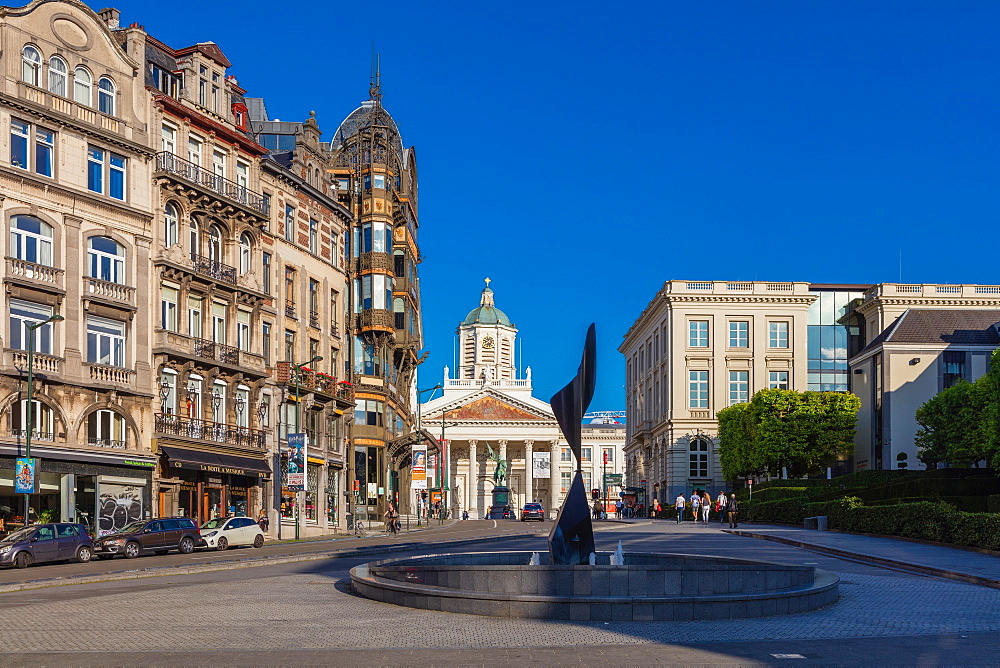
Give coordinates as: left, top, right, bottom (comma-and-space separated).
155, 152, 269, 215
18, 82, 122, 135
285, 301, 296, 319
85, 277, 135, 308
85, 363, 135, 387
87, 437, 127, 450
9, 429, 55, 442
190, 254, 236, 285
4, 349, 63, 375
309, 311, 320, 329
274, 361, 355, 404
5, 257, 65, 291
155, 413, 265, 449
358, 252, 393, 272
358, 309, 394, 333
194, 338, 239, 365
153, 330, 266, 376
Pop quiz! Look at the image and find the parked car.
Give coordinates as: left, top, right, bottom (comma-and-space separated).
520, 503, 545, 521
93, 517, 200, 559
0, 523, 94, 569
199, 516, 265, 551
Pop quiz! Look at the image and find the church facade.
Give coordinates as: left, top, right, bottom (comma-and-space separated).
419, 282, 624, 518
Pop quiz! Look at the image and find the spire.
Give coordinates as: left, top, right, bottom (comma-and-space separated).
481, 277, 494, 307
368, 51, 383, 104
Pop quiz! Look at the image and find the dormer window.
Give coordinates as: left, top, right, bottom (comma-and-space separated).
150, 64, 180, 97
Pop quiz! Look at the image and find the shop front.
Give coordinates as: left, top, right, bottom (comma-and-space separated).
0, 443, 155, 537
156, 445, 270, 526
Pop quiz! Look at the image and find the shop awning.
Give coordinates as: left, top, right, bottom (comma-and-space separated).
0, 443, 157, 470
159, 446, 271, 478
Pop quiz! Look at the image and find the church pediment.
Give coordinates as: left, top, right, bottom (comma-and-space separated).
448, 396, 546, 421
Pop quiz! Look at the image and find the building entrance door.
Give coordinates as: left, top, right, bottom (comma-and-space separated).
203, 487, 223, 520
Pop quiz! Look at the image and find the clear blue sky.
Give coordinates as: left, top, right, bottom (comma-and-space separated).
110, 0, 1000, 412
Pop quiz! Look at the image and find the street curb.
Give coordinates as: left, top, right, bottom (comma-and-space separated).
0, 527, 552, 594
726, 529, 1000, 590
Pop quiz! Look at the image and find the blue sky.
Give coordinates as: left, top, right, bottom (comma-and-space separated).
109, 0, 1000, 411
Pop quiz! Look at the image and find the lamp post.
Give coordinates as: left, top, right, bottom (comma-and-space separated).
290, 355, 322, 541
22, 314, 63, 528
159, 379, 172, 415
603, 449, 608, 520
414, 385, 441, 524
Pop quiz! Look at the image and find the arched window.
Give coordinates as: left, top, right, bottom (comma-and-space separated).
87, 236, 126, 284
239, 232, 252, 274
189, 219, 199, 258
98, 76, 116, 115
48, 56, 67, 96
207, 224, 223, 263
689, 438, 709, 478
73, 67, 92, 106
10, 215, 53, 266
159, 368, 178, 415
22, 46, 41, 86
393, 297, 405, 330
11, 399, 54, 441
164, 202, 179, 247
87, 409, 127, 449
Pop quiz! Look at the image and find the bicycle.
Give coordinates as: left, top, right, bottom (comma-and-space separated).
352, 520, 367, 538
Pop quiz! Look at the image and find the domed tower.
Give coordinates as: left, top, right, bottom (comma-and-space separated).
457, 279, 519, 381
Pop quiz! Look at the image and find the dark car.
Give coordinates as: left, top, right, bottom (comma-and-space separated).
0, 523, 94, 569
93, 517, 200, 559
520, 503, 545, 521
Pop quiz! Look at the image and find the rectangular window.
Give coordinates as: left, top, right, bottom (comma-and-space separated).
729, 321, 749, 348
261, 252, 272, 294
330, 289, 339, 330
560, 471, 572, 495
87, 146, 126, 200
602, 447, 614, 464
188, 296, 202, 338
10, 119, 54, 177
581, 447, 592, 463
943, 351, 965, 389
211, 302, 227, 344
689, 320, 709, 347
236, 161, 249, 189
151, 65, 180, 97
284, 330, 295, 362
262, 322, 271, 366
309, 219, 318, 254
689, 439, 709, 478
560, 447, 572, 462
236, 309, 251, 351
308, 279, 319, 317
285, 205, 295, 242
729, 371, 749, 405
161, 124, 176, 154
86, 316, 125, 367
188, 137, 202, 166
769, 322, 789, 348
10, 300, 54, 353
688, 371, 709, 408
212, 150, 226, 179
161, 286, 178, 331
768, 371, 789, 389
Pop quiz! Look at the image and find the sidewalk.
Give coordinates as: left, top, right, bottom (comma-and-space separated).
728, 523, 1000, 589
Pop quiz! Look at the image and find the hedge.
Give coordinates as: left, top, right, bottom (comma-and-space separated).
990, 495, 1000, 514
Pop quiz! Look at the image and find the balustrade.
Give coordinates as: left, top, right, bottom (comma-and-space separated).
154, 413, 265, 449
7, 350, 62, 374
85, 277, 135, 304
6, 257, 64, 287
87, 363, 135, 386
155, 152, 269, 214
190, 254, 237, 285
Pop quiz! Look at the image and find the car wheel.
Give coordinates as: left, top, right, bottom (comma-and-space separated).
14, 551, 32, 569
154, 550, 168, 556
216, 537, 229, 551
123, 542, 140, 559
76, 546, 93, 563
253, 534, 264, 548
179, 537, 195, 554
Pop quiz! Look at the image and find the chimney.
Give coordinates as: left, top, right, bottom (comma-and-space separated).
98, 8, 121, 29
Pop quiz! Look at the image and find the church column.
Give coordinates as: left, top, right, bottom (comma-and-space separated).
524, 440, 534, 504
549, 439, 560, 518
498, 439, 509, 507
468, 439, 477, 518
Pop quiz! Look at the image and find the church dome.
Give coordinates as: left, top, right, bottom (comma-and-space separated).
462, 281, 512, 326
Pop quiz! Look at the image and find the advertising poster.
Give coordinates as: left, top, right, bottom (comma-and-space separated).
287, 433, 307, 491
411, 444, 427, 490
14, 457, 39, 494
98, 484, 143, 536
532, 451, 550, 479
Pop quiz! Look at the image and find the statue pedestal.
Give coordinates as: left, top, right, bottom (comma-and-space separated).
488, 486, 510, 519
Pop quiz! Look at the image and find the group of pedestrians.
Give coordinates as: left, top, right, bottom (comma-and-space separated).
672, 491, 740, 527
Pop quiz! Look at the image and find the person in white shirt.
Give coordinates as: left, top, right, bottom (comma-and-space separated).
716, 492, 728, 525
674, 494, 686, 524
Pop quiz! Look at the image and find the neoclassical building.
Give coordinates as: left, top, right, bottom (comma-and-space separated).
420, 282, 624, 518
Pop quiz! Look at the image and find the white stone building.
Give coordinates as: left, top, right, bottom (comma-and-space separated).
419, 282, 625, 518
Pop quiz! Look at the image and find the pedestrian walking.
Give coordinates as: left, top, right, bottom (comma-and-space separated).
462, 509, 469, 520
257, 508, 269, 532
716, 492, 727, 524
689, 492, 701, 522
726, 494, 740, 528
652, 500, 662, 519
674, 493, 686, 524
615, 500, 623, 518
700, 491, 711, 524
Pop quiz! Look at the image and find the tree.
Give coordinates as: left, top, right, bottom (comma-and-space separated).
718, 403, 753, 481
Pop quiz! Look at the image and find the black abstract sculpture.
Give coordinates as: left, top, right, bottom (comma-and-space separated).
548, 324, 597, 565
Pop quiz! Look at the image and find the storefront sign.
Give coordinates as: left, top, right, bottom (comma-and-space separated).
287, 433, 307, 492
123, 459, 156, 468
14, 457, 39, 494
411, 444, 427, 490
532, 451, 550, 479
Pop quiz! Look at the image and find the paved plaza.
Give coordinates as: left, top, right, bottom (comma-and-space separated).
1, 521, 999, 666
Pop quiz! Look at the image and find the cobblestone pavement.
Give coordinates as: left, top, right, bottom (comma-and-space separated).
1, 522, 999, 658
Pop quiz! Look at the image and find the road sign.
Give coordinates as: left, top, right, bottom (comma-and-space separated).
748, 479, 754, 486
603, 473, 623, 485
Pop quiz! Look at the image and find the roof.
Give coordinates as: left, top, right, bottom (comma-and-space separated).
328, 100, 404, 156
856, 309, 1000, 357
462, 283, 513, 327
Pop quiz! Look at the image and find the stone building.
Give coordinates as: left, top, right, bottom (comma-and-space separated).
0, 0, 157, 534
420, 282, 624, 518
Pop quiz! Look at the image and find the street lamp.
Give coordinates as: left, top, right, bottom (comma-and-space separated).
159, 379, 172, 414
289, 355, 322, 541
256, 398, 268, 427
22, 313, 63, 528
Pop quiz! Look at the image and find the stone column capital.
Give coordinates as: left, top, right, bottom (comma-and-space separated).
524, 439, 534, 449
468, 439, 478, 448
497, 439, 508, 448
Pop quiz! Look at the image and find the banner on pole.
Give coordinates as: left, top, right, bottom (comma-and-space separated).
15, 457, 39, 494
411, 444, 427, 490
287, 433, 307, 491
532, 451, 550, 479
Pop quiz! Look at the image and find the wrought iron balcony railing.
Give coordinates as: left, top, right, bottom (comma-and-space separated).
155, 152, 269, 215
193, 337, 240, 365
88, 437, 127, 450
190, 254, 236, 285
274, 361, 355, 402
155, 413, 265, 449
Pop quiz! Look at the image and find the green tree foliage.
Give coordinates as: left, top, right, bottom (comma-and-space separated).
916, 349, 1000, 469
716, 389, 860, 481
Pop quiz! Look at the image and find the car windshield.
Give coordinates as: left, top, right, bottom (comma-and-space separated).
107, 521, 146, 536
201, 518, 228, 530
0, 527, 35, 544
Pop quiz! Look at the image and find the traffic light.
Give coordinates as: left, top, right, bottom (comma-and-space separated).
591, 488, 600, 499
421, 491, 428, 500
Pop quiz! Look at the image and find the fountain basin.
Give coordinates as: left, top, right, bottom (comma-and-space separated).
350, 551, 839, 621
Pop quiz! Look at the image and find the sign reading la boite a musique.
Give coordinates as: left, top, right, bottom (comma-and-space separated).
287, 433, 307, 492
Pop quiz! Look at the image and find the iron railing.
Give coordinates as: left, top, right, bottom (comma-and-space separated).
154, 413, 265, 449
194, 337, 240, 365
190, 254, 236, 285
155, 152, 269, 214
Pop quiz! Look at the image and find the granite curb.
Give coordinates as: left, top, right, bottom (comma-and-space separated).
727, 528, 1000, 590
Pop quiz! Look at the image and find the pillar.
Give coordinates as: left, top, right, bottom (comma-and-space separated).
549, 439, 560, 517
524, 439, 534, 505
468, 439, 477, 518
